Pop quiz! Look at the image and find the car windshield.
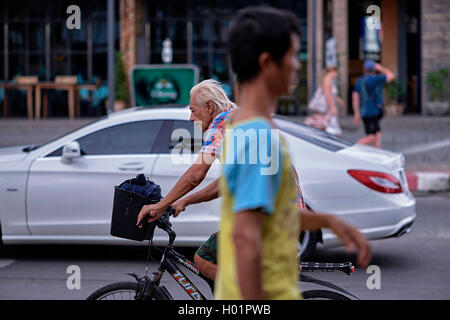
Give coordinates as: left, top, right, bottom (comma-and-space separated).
22, 117, 107, 152
274, 116, 354, 152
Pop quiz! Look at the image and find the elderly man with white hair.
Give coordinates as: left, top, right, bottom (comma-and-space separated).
138, 78, 236, 225
137, 79, 236, 280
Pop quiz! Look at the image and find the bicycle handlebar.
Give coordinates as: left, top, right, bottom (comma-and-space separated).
155, 206, 177, 246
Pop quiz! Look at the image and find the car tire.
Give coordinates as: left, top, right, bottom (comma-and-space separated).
298, 230, 318, 260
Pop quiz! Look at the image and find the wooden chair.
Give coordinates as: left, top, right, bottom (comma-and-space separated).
54, 76, 78, 85
16, 76, 39, 85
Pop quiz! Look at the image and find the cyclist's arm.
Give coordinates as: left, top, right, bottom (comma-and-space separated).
172, 178, 220, 217
137, 152, 213, 225
183, 178, 220, 206
233, 210, 265, 300
158, 152, 213, 208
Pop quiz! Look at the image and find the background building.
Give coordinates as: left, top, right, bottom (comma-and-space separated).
0, 0, 448, 117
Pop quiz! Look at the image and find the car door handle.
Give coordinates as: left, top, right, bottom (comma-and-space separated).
118, 162, 145, 171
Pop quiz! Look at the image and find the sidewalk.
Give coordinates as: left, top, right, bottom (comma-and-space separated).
287, 115, 450, 193
1, 115, 449, 192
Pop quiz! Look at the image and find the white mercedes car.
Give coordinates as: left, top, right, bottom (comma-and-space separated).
0, 106, 416, 258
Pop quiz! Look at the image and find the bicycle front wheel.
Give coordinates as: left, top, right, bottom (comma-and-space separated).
302, 290, 351, 300
87, 282, 139, 300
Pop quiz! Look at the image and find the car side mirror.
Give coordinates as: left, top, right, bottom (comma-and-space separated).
62, 141, 81, 160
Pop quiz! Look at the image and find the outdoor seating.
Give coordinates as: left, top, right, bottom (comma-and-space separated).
35, 75, 79, 120
0, 76, 38, 119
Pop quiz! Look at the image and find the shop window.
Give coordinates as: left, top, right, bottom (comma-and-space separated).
9, 23, 26, 52
51, 23, 68, 52
71, 27, 88, 52
193, 54, 209, 81
71, 54, 88, 80
51, 53, 67, 77
29, 23, 46, 52
29, 54, 46, 79
93, 20, 108, 52
93, 53, 107, 80
9, 55, 26, 78
193, 21, 211, 50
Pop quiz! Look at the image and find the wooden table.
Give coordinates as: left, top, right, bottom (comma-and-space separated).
0, 83, 34, 120
35, 82, 77, 120
35, 83, 100, 119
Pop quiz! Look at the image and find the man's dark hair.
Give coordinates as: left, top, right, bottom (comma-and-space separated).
227, 6, 302, 83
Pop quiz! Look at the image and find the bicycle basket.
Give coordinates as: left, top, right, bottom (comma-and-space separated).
110, 176, 162, 241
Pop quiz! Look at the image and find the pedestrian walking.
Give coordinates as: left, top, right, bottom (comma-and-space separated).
304, 66, 345, 135
214, 6, 371, 300
352, 60, 395, 148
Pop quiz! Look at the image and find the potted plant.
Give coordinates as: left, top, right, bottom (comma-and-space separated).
112, 51, 129, 111
384, 80, 406, 116
425, 67, 449, 115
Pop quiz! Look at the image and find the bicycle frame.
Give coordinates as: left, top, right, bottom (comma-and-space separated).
144, 245, 214, 300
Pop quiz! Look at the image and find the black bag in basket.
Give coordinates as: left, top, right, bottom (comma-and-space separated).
110, 174, 163, 241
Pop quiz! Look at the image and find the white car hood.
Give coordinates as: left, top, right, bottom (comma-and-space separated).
0, 145, 31, 162
338, 143, 404, 170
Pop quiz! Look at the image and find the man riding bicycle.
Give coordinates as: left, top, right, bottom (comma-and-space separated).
137, 79, 236, 279
138, 78, 237, 222
137, 77, 309, 281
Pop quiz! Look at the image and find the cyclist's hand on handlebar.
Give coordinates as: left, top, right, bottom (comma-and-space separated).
327, 216, 372, 269
171, 199, 187, 217
136, 203, 166, 227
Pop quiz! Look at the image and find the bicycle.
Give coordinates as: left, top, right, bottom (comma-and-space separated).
87, 208, 359, 300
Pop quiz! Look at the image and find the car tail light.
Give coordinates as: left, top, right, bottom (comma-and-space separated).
348, 170, 403, 194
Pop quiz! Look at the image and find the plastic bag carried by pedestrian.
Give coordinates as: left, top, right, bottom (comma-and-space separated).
304, 66, 343, 136
307, 87, 328, 114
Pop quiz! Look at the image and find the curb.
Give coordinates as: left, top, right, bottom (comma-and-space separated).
406, 171, 450, 193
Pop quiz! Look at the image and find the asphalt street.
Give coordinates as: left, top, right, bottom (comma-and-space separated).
0, 192, 449, 300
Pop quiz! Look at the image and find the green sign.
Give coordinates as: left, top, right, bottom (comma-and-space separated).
130, 64, 199, 107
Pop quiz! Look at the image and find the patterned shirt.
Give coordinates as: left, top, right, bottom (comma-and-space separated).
292, 166, 307, 211
200, 109, 235, 158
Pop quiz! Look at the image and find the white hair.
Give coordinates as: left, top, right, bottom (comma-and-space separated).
190, 79, 237, 112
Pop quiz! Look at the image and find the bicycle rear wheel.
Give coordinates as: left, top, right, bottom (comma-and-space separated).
302, 290, 351, 300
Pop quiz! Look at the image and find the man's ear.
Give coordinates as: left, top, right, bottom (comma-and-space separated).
206, 101, 215, 114
258, 52, 274, 74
